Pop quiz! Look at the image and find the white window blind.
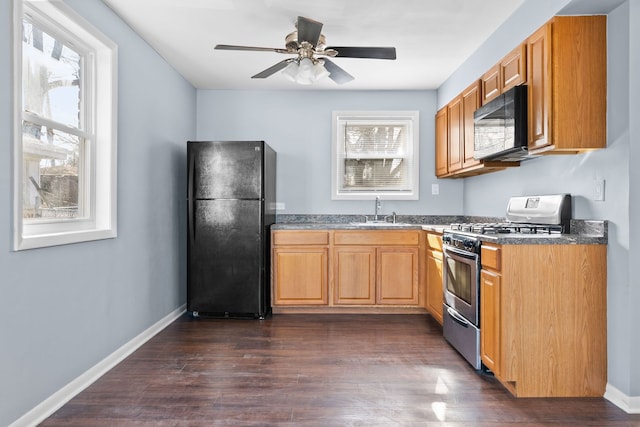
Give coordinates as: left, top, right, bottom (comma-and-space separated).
342, 121, 410, 190
332, 111, 419, 200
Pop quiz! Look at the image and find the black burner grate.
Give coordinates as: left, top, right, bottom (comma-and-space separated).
449, 222, 564, 235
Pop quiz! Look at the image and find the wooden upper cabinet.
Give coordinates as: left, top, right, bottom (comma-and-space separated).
527, 16, 607, 154
481, 63, 501, 104
437, 80, 509, 178
447, 81, 482, 174
501, 44, 527, 92
461, 81, 481, 169
527, 24, 551, 150
435, 107, 448, 177
481, 44, 526, 105
447, 95, 464, 173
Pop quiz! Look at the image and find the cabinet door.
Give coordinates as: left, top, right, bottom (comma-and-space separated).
480, 269, 501, 376
426, 249, 444, 324
272, 247, 328, 305
447, 95, 464, 173
527, 24, 551, 150
462, 81, 481, 169
435, 107, 449, 177
501, 44, 526, 92
377, 247, 419, 305
334, 247, 376, 305
481, 63, 501, 104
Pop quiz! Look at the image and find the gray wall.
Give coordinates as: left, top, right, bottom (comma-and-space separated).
196, 90, 464, 216
627, 0, 640, 397
440, 0, 638, 397
0, 0, 195, 425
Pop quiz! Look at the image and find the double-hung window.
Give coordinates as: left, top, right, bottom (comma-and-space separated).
332, 111, 419, 200
13, 0, 117, 250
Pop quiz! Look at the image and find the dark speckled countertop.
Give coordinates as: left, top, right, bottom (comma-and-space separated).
272, 214, 608, 245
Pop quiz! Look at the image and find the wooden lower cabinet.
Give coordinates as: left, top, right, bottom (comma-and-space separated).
480, 243, 607, 397
333, 247, 376, 305
376, 246, 419, 305
272, 247, 328, 305
480, 268, 501, 375
334, 245, 418, 305
272, 231, 329, 306
425, 232, 444, 324
273, 229, 424, 311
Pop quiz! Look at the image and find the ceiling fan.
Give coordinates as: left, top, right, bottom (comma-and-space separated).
214, 16, 397, 85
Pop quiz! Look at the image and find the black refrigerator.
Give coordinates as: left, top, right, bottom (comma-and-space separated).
187, 141, 276, 319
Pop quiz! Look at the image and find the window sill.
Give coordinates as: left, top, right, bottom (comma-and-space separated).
15, 228, 117, 251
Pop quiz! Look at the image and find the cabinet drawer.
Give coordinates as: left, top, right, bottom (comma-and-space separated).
426, 232, 443, 251
334, 230, 420, 246
481, 244, 501, 271
273, 231, 329, 246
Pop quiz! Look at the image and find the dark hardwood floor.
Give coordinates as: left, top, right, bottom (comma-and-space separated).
42, 314, 640, 426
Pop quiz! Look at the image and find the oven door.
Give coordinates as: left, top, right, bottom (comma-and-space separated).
443, 245, 479, 326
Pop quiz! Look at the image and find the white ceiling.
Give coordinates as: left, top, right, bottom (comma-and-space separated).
100, 0, 626, 91
102, 0, 534, 90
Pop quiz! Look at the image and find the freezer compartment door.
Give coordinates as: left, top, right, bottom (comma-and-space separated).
189, 141, 263, 200
187, 199, 265, 316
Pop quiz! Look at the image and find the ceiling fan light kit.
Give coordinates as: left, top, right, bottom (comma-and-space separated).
282, 58, 330, 85
214, 16, 396, 85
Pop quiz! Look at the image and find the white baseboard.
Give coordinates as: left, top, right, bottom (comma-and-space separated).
10, 305, 186, 427
605, 383, 640, 414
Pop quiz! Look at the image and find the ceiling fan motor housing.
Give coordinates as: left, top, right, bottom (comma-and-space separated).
285, 31, 327, 53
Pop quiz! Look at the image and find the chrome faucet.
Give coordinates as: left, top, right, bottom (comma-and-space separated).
374, 196, 382, 221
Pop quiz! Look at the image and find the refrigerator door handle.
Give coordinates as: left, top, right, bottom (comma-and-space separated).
188, 150, 196, 242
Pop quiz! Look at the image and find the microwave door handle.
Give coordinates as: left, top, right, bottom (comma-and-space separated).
447, 306, 470, 328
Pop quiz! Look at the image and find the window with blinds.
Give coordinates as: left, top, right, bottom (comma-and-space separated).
332, 111, 419, 200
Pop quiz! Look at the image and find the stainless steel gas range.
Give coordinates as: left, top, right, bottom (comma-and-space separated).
442, 194, 572, 370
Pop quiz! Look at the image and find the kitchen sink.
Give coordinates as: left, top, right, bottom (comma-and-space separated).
349, 221, 414, 227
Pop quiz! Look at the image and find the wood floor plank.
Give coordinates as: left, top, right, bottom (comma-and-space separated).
41, 314, 640, 426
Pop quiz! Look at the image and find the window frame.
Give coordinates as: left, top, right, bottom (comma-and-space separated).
331, 110, 420, 200
12, 0, 118, 250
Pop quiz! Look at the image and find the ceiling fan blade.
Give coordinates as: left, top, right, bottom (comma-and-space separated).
327, 46, 397, 60
323, 59, 354, 85
215, 44, 288, 54
251, 59, 292, 79
297, 16, 323, 46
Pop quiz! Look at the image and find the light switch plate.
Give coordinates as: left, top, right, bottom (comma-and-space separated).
594, 179, 605, 201
431, 184, 440, 195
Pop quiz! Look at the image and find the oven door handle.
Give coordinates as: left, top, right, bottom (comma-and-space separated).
446, 306, 471, 328
443, 245, 479, 261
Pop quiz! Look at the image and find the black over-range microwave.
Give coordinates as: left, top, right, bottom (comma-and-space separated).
473, 85, 530, 162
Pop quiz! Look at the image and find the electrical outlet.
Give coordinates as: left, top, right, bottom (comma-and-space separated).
431, 184, 440, 195
272, 202, 286, 210
594, 179, 605, 201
